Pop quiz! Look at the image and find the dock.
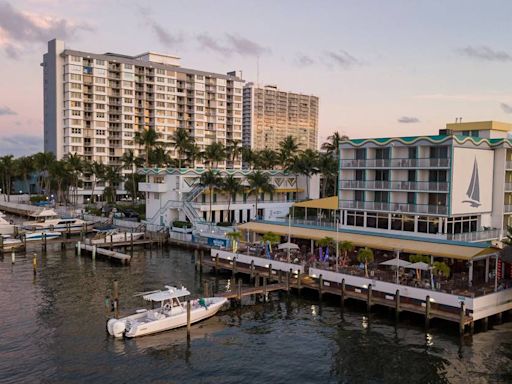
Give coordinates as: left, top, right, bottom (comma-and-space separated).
201, 252, 476, 334
78, 243, 131, 264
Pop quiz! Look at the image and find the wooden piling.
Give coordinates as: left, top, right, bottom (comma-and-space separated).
250, 260, 255, 279
92, 245, 97, 260
286, 269, 292, 292
395, 289, 400, 321
425, 295, 431, 329
341, 279, 346, 307
199, 250, 204, 273
32, 254, 37, 276
495, 312, 503, 325
262, 277, 267, 301
482, 316, 489, 332
459, 302, 465, 335
113, 280, 119, 319
77, 241, 81, 256
318, 274, 323, 300
232, 257, 237, 277
237, 279, 242, 302
130, 232, 134, 255
203, 281, 209, 297
297, 271, 301, 293
255, 272, 260, 288
268, 263, 272, 279
11, 251, 15, 264
367, 284, 372, 312
43, 233, 47, 252
187, 300, 191, 339
215, 254, 220, 271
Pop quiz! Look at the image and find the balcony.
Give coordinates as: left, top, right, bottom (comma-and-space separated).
340, 200, 448, 215
507, 161, 512, 170
340, 180, 449, 192
340, 158, 450, 169
505, 205, 512, 213
139, 182, 168, 193
505, 183, 512, 192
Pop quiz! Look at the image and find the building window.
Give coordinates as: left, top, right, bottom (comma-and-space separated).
430, 146, 448, 159
374, 191, 389, 203
355, 170, 365, 181
408, 147, 417, 159
375, 148, 390, 160
355, 148, 366, 160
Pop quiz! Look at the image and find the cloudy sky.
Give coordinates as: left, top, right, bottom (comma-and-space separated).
2, 0, 512, 156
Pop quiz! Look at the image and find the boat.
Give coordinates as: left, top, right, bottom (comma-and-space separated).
0, 235, 23, 251
106, 285, 228, 338
0, 212, 15, 235
87, 229, 145, 245
24, 231, 61, 241
23, 210, 93, 233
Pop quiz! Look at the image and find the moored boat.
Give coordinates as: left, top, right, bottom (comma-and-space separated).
106, 286, 227, 338
24, 231, 61, 241
87, 229, 145, 245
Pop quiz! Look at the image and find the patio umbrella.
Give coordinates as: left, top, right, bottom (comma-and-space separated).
380, 258, 411, 267
405, 262, 430, 271
278, 242, 299, 250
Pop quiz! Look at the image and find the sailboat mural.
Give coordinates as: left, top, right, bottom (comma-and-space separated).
463, 157, 481, 207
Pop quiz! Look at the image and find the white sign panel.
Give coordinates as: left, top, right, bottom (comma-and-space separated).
451, 147, 493, 215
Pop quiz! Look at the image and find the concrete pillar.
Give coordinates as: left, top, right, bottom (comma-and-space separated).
485, 257, 490, 283
310, 239, 314, 254
468, 261, 473, 287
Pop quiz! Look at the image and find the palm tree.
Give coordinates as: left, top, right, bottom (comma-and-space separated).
33, 151, 55, 196
295, 149, 319, 198
149, 145, 171, 168
222, 174, 243, 223
321, 132, 348, 157
199, 170, 222, 223
318, 152, 337, 197
339, 240, 354, 267
203, 142, 226, 169
15, 156, 34, 197
242, 147, 256, 169
226, 139, 242, 168
254, 149, 279, 170
262, 231, 281, 245
226, 230, 242, 251
357, 247, 374, 277
186, 143, 202, 168
66, 153, 83, 206
135, 128, 160, 167
104, 165, 123, 203
121, 150, 143, 204
83, 161, 107, 204
0, 155, 14, 201
49, 159, 72, 204
246, 171, 274, 220
279, 135, 299, 169
172, 128, 193, 168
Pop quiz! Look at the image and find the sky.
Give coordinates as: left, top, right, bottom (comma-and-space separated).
2, 0, 512, 156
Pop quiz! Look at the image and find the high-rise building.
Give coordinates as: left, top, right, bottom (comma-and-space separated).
242, 83, 319, 151
42, 39, 244, 174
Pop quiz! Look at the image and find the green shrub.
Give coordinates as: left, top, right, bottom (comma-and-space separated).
30, 195, 47, 203
172, 220, 192, 228
216, 222, 233, 227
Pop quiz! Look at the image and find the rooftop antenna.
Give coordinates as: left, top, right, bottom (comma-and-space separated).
459, 117, 463, 123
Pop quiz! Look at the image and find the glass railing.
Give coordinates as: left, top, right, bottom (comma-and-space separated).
339, 200, 448, 215
340, 158, 450, 168
339, 180, 449, 192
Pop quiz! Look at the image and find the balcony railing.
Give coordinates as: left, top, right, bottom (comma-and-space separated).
505, 205, 512, 213
340, 200, 448, 215
340, 158, 450, 169
506, 161, 512, 170
447, 229, 502, 242
339, 180, 449, 192
505, 183, 512, 191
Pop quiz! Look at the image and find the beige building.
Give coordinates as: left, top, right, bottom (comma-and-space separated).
43, 39, 244, 173
242, 83, 319, 151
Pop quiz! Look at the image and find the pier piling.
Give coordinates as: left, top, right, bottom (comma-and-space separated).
395, 289, 400, 321
459, 302, 466, 335
425, 295, 431, 329
367, 284, 372, 312
318, 274, 323, 300
113, 280, 119, 319
11, 251, 15, 264
187, 300, 191, 340
341, 279, 346, 307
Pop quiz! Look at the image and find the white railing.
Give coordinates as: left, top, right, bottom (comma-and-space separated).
169, 231, 192, 242
339, 180, 449, 192
447, 229, 502, 242
340, 158, 450, 169
211, 249, 305, 274
339, 200, 448, 215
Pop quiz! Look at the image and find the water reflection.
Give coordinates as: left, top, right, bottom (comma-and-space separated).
1, 245, 512, 383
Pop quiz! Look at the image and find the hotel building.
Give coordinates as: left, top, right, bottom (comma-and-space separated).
338, 121, 512, 242
42, 39, 244, 199
242, 83, 319, 151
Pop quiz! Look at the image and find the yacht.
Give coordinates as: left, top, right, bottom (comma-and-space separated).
0, 212, 15, 235
23, 212, 92, 234
24, 231, 61, 241
107, 286, 227, 338
87, 229, 145, 245
0, 234, 23, 250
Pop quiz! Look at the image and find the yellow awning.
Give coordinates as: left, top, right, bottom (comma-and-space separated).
237, 221, 496, 261
293, 196, 338, 210
275, 188, 304, 193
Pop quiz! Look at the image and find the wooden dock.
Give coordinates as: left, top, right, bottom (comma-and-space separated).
201, 254, 474, 333
78, 243, 131, 264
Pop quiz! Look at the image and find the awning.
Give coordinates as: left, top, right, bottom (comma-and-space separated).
142, 286, 190, 302
237, 221, 497, 261
293, 196, 338, 210
405, 262, 431, 271
275, 188, 304, 193
380, 258, 411, 267
278, 242, 300, 250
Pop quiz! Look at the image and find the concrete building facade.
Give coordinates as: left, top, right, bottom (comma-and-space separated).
338, 121, 512, 242
242, 83, 319, 151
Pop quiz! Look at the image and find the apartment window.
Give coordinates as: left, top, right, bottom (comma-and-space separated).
96, 147, 105, 153
95, 68, 106, 76
95, 130, 105, 135
430, 146, 448, 159
71, 137, 82, 143
407, 170, 416, 182
156, 68, 165, 75
95, 104, 105, 109
355, 148, 366, 160
71, 83, 82, 90
429, 170, 447, 182
70, 74, 82, 81
157, 77, 164, 82
355, 170, 365, 181
375, 170, 389, 181
94, 77, 106, 84
83, 67, 93, 75
70, 92, 82, 98
407, 192, 415, 204
375, 148, 390, 160
124, 64, 133, 70
71, 128, 81, 134
346, 210, 364, 227
96, 59, 105, 65
70, 55, 81, 62
447, 216, 478, 234
408, 147, 417, 159
95, 86, 105, 92
374, 191, 389, 203
96, 112, 105, 118
354, 190, 364, 201
428, 193, 446, 206
71, 110, 81, 117
95, 138, 105, 144
123, 89, 133, 95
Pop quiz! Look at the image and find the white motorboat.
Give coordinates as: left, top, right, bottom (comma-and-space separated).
88, 230, 145, 245
107, 286, 228, 338
23, 216, 92, 234
0, 235, 23, 250
24, 231, 61, 241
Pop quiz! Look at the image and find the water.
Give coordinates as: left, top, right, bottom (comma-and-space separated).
1, 245, 512, 384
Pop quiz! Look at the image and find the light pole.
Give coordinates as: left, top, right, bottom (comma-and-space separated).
287, 210, 291, 262
336, 217, 340, 272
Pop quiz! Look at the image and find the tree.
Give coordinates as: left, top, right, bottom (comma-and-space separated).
49, 159, 71, 204
15, 156, 34, 197
433, 261, 450, 279
66, 153, 83, 206
279, 135, 299, 169
121, 149, 143, 204
408, 254, 431, 281
295, 149, 319, 198
254, 149, 279, 170
104, 165, 122, 203
316, 236, 334, 247
321, 131, 348, 157
135, 128, 160, 167
222, 174, 243, 223
318, 152, 337, 197
262, 231, 280, 245
226, 230, 242, 252
246, 171, 274, 220
202, 142, 226, 169
199, 170, 222, 223
357, 247, 374, 277
226, 139, 242, 168
149, 145, 172, 168
242, 147, 256, 170
339, 240, 355, 266
172, 128, 193, 168
503, 226, 512, 246
0, 155, 14, 201
186, 143, 202, 168
33, 151, 55, 196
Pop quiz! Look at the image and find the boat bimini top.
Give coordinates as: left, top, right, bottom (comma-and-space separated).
142, 286, 191, 302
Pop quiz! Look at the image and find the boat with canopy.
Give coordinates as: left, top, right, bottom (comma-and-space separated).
107, 285, 227, 338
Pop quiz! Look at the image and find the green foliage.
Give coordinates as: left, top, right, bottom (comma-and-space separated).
433, 261, 450, 278
316, 236, 334, 247
172, 220, 192, 228
357, 247, 374, 277
262, 231, 280, 245
409, 254, 431, 264
29, 195, 47, 203
226, 231, 242, 241
216, 221, 233, 227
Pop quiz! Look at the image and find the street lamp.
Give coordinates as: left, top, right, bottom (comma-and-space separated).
336, 216, 340, 272
287, 211, 291, 263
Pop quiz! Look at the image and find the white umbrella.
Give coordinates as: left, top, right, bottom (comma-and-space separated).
380, 258, 411, 267
405, 261, 430, 271
278, 242, 299, 250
